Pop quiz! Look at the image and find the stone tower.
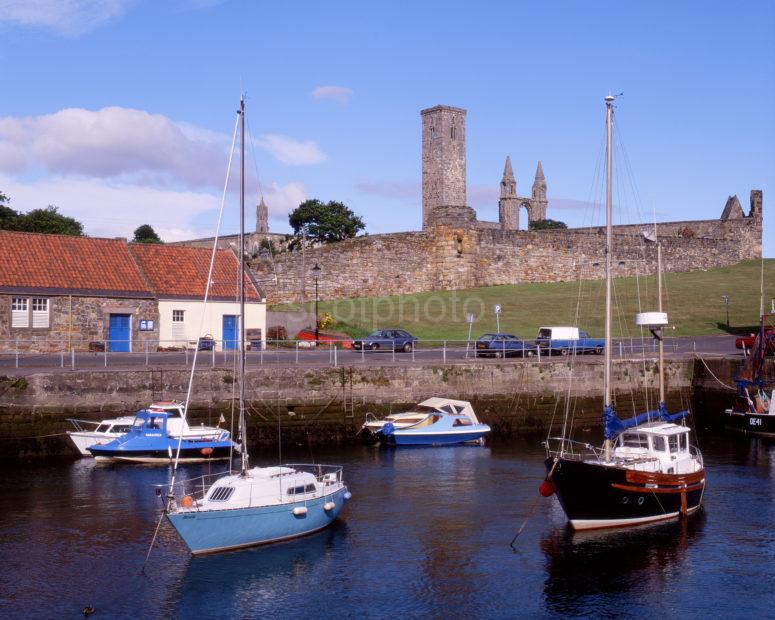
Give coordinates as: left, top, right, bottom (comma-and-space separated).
750, 189, 763, 219
256, 196, 269, 234
421, 105, 467, 230
530, 161, 548, 224
498, 156, 519, 230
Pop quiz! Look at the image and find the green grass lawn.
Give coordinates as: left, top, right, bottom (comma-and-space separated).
275, 259, 774, 341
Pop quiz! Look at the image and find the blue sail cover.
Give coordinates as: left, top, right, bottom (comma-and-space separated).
603, 403, 688, 440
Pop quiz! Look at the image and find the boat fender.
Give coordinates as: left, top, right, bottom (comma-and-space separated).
381, 422, 395, 436
200, 447, 213, 456
292, 506, 308, 517
539, 479, 555, 497
323, 502, 336, 511
344, 491, 352, 501
167, 446, 173, 460
181, 495, 194, 508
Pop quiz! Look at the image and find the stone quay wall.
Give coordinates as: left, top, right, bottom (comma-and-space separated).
251, 213, 761, 304
0, 356, 710, 459
0, 294, 159, 353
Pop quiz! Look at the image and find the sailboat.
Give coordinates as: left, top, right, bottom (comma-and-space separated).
542, 95, 705, 530
164, 97, 351, 555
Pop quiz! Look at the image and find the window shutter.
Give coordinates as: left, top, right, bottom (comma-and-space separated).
11, 298, 29, 328
32, 298, 49, 328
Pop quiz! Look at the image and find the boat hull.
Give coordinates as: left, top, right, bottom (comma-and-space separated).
167, 486, 349, 555
724, 410, 775, 438
67, 432, 116, 456
381, 429, 489, 446
89, 443, 233, 463
546, 457, 705, 531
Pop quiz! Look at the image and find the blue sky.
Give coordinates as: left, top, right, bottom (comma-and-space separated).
0, 0, 772, 255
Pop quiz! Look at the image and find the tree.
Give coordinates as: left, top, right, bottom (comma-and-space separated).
288, 199, 365, 244
530, 218, 567, 230
133, 224, 163, 243
0, 191, 19, 231
16, 206, 84, 236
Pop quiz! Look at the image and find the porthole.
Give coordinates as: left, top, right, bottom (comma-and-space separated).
622, 496, 629, 504
637, 496, 645, 505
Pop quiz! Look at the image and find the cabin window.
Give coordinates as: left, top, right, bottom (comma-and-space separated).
113, 425, 131, 434
209, 486, 235, 502
287, 483, 316, 496
679, 434, 687, 451
621, 434, 649, 449
453, 418, 472, 426
133, 418, 145, 429
668, 435, 679, 453
652, 436, 666, 451
96, 424, 109, 433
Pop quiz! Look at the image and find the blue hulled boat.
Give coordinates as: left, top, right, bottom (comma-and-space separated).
88, 407, 233, 463
370, 398, 491, 446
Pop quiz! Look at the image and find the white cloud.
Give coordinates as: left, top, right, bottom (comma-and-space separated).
0, 107, 230, 188
0, 173, 220, 241
0, 0, 131, 35
311, 86, 354, 105
261, 182, 307, 215
255, 134, 326, 166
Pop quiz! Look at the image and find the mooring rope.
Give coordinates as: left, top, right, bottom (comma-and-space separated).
694, 353, 737, 391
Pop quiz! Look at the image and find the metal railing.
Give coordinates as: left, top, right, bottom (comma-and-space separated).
0, 336, 690, 370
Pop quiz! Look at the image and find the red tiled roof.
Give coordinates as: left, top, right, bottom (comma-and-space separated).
0, 231, 152, 296
128, 243, 262, 301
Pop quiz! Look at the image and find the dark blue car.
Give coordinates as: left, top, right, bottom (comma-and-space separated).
352, 329, 417, 352
475, 333, 536, 358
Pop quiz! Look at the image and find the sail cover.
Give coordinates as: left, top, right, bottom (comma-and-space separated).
603, 404, 688, 440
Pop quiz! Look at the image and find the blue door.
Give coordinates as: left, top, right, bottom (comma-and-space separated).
109, 314, 131, 352
222, 315, 238, 351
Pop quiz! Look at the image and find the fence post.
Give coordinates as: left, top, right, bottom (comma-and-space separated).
295, 341, 299, 364
619, 341, 623, 358
15, 339, 19, 369
334, 345, 338, 368
537, 344, 541, 362
392, 342, 395, 363
412, 342, 415, 362
104, 340, 107, 367
185, 347, 189, 366
443, 341, 447, 364
61, 348, 64, 369
212, 343, 215, 368
361, 344, 365, 363
145, 342, 149, 366
71, 347, 75, 370
260, 344, 263, 365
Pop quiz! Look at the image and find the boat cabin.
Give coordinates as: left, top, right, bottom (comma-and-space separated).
613, 422, 700, 474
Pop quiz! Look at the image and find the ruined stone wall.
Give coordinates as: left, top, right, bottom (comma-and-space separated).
0, 294, 159, 353
250, 213, 761, 303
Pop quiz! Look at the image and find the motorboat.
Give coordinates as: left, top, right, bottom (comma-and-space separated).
66, 415, 136, 456
88, 405, 233, 463
363, 397, 490, 446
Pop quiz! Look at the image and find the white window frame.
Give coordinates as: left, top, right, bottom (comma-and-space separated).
31, 297, 49, 328
11, 297, 29, 328
172, 309, 185, 323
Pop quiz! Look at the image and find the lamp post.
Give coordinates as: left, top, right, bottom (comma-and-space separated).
312, 262, 321, 343
722, 294, 730, 328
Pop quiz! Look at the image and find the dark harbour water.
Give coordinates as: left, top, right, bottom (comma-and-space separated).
1, 433, 774, 619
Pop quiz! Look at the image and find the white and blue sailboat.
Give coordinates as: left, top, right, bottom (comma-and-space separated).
164, 97, 350, 554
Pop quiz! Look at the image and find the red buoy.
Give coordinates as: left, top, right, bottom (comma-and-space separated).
539, 479, 555, 497
200, 447, 214, 456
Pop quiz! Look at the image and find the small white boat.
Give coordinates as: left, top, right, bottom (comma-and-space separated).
66, 416, 135, 456
360, 398, 490, 446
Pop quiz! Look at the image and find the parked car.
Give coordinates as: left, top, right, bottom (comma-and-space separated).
535, 326, 604, 355
352, 329, 417, 352
475, 333, 537, 358
735, 323, 775, 354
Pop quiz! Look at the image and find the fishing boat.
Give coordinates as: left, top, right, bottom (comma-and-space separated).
362, 398, 490, 446
87, 406, 233, 463
542, 95, 705, 530
163, 97, 350, 555
725, 312, 775, 437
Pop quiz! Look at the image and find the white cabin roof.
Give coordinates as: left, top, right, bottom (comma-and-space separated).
623, 422, 689, 437
416, 398, 479, 423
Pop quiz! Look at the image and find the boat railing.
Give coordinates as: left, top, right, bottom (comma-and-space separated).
543, 436, 602, 461
284, 463, 344, 485
66, 418, 102, 432
689, 445, 704, 467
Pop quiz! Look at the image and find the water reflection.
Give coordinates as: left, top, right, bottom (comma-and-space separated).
165, 523, 348, 618
542, 513, 706, 616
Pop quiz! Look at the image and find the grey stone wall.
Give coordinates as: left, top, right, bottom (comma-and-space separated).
0, 294, 159, 353
250, 211, 762, 304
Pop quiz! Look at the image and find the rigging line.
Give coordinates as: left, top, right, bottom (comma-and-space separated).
139, 508, 167, 576
168, 112, 240, 497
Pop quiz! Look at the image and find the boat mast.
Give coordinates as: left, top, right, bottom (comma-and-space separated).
657, 241, 665, 406
239, 96, 248, 475
603, 94, 614, 461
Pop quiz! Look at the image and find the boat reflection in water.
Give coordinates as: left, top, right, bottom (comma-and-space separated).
166, 521, 348, 617
541, 514, 706, 615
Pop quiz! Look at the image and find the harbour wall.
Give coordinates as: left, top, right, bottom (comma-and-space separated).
0, 356, 750, 459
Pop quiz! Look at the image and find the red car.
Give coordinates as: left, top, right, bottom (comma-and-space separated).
735, 318, 775, 354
